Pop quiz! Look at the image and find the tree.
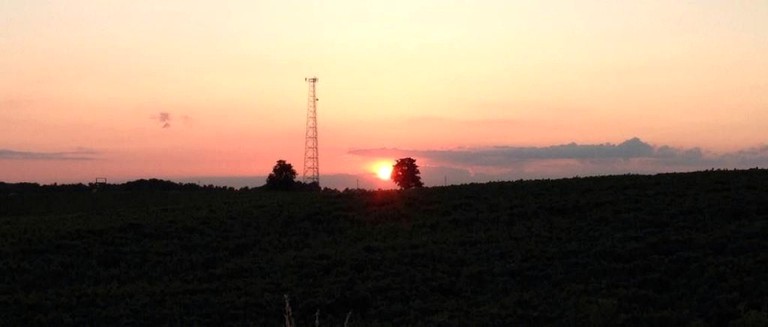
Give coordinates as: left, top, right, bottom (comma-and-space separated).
391, 157, 424, 189
266, 160, 297, 190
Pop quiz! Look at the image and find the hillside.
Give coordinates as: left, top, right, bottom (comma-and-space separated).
1, 170, 767, 326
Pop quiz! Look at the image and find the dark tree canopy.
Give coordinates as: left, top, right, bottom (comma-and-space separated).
391, 157, 424, 189
265, 160, 297, 190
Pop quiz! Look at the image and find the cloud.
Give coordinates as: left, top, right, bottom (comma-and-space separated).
349, 138, 768, 182
350, 138, 666, 165
420, 166, 476, 185
152, 112, 191, 128
720, 145, 768, 167
0, 149, 98, 161
156, 112, 171, 128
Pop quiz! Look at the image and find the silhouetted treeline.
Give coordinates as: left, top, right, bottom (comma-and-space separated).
0, 178, 331, 196
0, 178, 240, 195
0, 179, 244, 217
281, 180, 322, 191
121, 179, 209, 192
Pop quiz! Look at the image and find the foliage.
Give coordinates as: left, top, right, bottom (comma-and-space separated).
391, 157, 423, 189
1, 169, 768, 325
294, 181, 321, 192
266, 159, 298, 190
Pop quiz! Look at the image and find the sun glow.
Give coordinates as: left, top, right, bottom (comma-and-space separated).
374, 162, 393, 181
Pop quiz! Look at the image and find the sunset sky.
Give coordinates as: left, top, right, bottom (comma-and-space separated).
2, 1, 767, 189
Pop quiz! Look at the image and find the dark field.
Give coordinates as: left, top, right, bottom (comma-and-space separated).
1, 170, 768, 326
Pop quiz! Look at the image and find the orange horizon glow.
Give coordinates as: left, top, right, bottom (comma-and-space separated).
2, 1, 768, 188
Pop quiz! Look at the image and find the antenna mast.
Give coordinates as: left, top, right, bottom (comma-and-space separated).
303, 77, 319, 185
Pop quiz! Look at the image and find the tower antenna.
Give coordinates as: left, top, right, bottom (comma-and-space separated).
303, 77, 319, 185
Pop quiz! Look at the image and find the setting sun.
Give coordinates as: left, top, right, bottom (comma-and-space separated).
374, 162, 393, 181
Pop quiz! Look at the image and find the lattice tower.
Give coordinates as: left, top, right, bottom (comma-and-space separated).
303, 77, 319, 185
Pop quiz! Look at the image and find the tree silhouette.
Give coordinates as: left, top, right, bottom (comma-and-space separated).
391, 157, 424, 189
266, 160, 297, 190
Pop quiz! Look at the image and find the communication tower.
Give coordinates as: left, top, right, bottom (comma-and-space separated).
303, 77, 319, 185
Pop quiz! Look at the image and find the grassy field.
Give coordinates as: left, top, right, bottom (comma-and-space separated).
1, 170, 768, 326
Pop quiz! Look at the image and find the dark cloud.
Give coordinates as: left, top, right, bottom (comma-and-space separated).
420, 166, 476, 185
349, 138, 768, 181
0, 149, 98, 161
351, 138, 676, 165
720, 145, 768, 166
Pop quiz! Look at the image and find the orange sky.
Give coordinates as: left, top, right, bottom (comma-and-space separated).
2, 1, 767, 188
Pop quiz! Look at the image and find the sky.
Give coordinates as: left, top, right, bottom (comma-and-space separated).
1, 0, 767, 189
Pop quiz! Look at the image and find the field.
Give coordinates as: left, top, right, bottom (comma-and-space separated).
1, 170, 768, 326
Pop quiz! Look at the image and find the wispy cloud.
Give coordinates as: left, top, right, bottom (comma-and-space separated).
152, 112, 191, 128
0, 98, 33, 110
405, 116, 520, 128
156, 112, 171, 128
0, 149, 98, 161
